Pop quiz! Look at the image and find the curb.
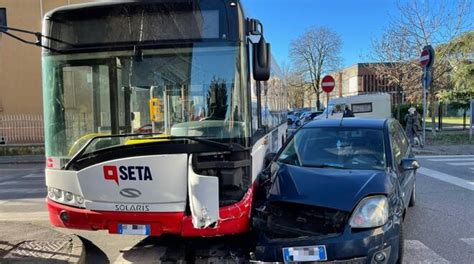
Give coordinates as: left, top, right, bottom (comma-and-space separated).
0, 160, 45, 165
0, 155, 45, 165
69, 234, 86, 264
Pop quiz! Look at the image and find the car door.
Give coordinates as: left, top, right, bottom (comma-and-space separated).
389, 121, 413, 207
396, 122, 416, 206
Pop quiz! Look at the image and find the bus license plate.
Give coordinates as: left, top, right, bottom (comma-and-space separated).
118, 224, 150, 235
282, 245, 327, 262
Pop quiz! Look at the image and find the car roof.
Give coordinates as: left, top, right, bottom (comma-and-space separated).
303, 118, 390, 129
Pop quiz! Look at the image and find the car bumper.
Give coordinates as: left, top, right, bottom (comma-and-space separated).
46, 186, 253, 237
253, 219, 401, 264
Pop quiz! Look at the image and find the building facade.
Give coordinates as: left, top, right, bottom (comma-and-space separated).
0, 0, 92, 143
315, 63, 405, 109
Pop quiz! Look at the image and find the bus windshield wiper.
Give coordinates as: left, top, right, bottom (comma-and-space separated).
64, 133, 245, 170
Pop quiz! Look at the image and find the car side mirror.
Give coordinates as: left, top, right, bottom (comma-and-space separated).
401, 158, 420, 171
264, 152, 277, 168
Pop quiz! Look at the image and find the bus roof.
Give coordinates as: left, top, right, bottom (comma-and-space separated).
45, 0, 239, 17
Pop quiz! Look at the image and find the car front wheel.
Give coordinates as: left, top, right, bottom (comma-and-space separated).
396, 223, 404, 264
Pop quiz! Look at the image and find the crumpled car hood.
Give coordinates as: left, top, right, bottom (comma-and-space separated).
267, 163, 394, 212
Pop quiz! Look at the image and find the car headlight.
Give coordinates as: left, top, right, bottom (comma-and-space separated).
349, 195, 388, 228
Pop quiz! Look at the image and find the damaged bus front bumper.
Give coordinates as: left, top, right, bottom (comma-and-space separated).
47, 184, 253, 237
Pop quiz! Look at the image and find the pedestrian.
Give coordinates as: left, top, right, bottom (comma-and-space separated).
404, 107, 422, 146
343, 105, 355, 118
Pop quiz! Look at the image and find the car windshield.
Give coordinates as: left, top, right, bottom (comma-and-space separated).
278, 127, 386, 170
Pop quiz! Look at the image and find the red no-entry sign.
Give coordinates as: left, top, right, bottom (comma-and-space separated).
420, 46, 434, 68
321, 75, 335, 93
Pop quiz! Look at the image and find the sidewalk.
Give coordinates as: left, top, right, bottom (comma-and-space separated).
0, 221, 84, 264
413, 144, 474, 156
0, 155, 44, 165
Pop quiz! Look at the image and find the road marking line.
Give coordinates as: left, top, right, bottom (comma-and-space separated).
0, 168, 40, 171
404, 240, 450, 264
22, 174, 44, 179
447, 162, 474, 166
427, 158, 474, 162
0, 198, 45, 206
417, 155, 474, 159
0, 188, 46, 194
0, 211, 49, 221
0, 180, 44, 186
418, 167, 474, 191
460, 238, 474, 247
0, 180, 22, 185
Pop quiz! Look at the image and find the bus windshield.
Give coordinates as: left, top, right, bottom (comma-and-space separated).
42, 44, 249, 158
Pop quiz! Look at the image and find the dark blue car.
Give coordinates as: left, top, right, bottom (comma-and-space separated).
252, 118, 418, 263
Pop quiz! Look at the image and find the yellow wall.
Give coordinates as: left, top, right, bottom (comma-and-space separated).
0, 0, 92, 115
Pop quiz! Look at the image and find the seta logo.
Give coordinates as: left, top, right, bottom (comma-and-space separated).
103, 165, 153, 186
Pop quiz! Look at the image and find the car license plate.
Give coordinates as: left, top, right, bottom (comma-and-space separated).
282, 245, 327, 262
118, 224, 150, 235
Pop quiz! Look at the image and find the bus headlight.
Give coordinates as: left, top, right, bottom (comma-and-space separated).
47, 187, 85, 208
349, 195, 388, 228
75, 195, 84, 205
53, 188, 62, 199
64, 192, 73, 202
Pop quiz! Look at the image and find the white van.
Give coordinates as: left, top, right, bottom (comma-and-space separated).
316, 93, 392, 120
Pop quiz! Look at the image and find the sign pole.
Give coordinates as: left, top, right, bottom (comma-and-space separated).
422, 69, 427, 146
321, 75, 336, 119
326, 94, 329, 119
470, 99, 473, 141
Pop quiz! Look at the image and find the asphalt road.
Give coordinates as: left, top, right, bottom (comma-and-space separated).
0, 155, 473, 263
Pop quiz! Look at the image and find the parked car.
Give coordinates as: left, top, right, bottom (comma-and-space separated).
304, 111, 323, 122
287, 114, 302, 138
253, 118, 418, 263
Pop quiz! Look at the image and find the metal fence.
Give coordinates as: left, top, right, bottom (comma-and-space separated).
0, 114, 44, 144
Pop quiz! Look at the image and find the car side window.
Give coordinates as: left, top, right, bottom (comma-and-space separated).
389, 122, 403, 168
396, 123, 409, 156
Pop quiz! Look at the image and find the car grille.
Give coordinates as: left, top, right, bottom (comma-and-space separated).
263, 201, 349, 239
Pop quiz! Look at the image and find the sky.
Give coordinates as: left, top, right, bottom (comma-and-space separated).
241, 0, 402, 68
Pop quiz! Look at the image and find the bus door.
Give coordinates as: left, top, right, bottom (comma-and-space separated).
59, 59, 129, 155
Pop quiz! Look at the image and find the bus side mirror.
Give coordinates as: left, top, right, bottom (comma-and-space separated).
0, 8, 7, 33
248, 18, 262, 36
253, 37, 271, 81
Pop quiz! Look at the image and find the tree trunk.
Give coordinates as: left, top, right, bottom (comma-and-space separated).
430, 102, 437, 134
463, 109, 467, 130
316, 91, 321, 111
397, 85, 402, 121
429, 87, 436, 135
438, 102, 442, 131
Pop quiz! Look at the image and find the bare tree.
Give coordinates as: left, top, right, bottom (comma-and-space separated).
388, 0, 471, 133
290, 26, 342, 110
277, 62, 308, 109
368, 27, 421, 120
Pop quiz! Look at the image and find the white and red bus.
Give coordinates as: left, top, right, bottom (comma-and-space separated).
41, 0, 287, 237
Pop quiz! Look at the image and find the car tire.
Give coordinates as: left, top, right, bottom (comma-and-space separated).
396, 223, 404, 264
409, 182, 416, 207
